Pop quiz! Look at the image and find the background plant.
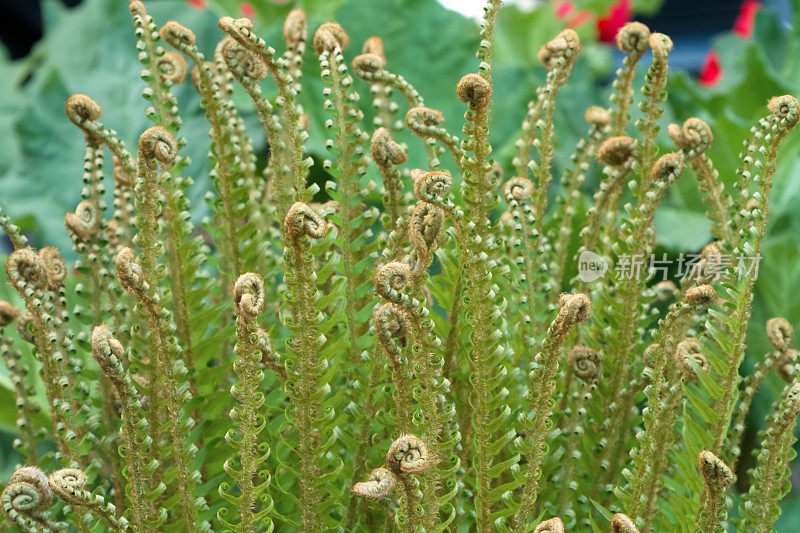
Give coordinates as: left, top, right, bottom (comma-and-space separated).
4, 0, 792, 527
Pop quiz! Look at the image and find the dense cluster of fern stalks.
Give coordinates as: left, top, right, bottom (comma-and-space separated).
1, 1, 799, 531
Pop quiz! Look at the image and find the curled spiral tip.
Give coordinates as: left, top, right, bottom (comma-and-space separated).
610, 513, 640, 533
689, 241, 722, 282
567, 345, 600, 381
698, 450, 734, 488
676, 337, 709, 381
156, 50, 188, 84
112, 156, 132, 187
616, 22, 650, 54
65, 93, 102, 127
352, 53, 386, 73
129, 0, 146, 17
413, 170, 453, 204
386, 434, 431, 475
223, 38, 268, 81
585, 105, 611, 127
767, 317, 794, 352
362, 36, 385, 58
597, 136, 636, 166
405, 106, 444, 128
218, 16, 254, 44
39, 247, 67, 290
456, 73, 492, 106
557, 292, 592, 326
114, 247, 145, 295
768, 95, 800, 129
538, 29, 580, 70
16, 313, 35, 344
0, 300, 20, 328
533, 517, 565, 533
371, 128, 407, 166
4, 466, 53, 514
284, 8, 307, 47
48, 468, 88, 503
649, 32, 673, 59
684, 284, 716, 310
351, 467, 397, 500
160, 20, 196, 49
650, 152, 684, 184
503, 177, 533, 204
139, 126, 178, 166
375, 261, 412, 302
313, 21, 350, 55
777, 348, 799, 383
6, 248, 48, 291
655, 280, 677, 301
667, 117, 713, 155
374, 302, 410, 353
285, 202, 327, 240
234, 273, 265, 318
91, 325, 126, 381
65, 200, 101, 242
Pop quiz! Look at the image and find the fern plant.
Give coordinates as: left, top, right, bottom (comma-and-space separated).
1, 1, 799, 532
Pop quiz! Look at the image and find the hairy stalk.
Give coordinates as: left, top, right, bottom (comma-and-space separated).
739, 383, 800, 532
117, 127, 205, 531
728, 318, 794, 470
218, 16, 310, 204
610, 23, 650, 135
516, 293, 592, 528
0, 302, 39, 464
282, 202, 331, 531
668, 117, 732, 243
218, 274, 275, 531
372, 128, 409, 259
405, 106, 465, 171
635, 33, 672, 192
596, 153, 685, 488
623, 285, 716, 527
91, 325, 165, 530
555, 348, 598, 519
454, 65, 512, 529
4, 249, 73, 460
577, 135, 636, 265
502, 177, 537, 363
549, 107, 610, 296
512, 30, 579, 185
708, 96, 799, 455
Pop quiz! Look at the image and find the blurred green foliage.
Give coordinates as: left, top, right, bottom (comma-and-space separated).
1, 0, 800, 525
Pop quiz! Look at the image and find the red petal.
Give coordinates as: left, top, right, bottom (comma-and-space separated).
240, 2, 255, 17
698, 50, 722, 86
567, 11, 593, 28
187, 0, 206, 8
596, 0, 632, 43
732, 0, 761, 38
556, 1, 576, 18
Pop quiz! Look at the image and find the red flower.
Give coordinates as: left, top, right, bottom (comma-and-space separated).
556, 1, 593, 28
187, 0, 206, 9
556, 1, 576, 18
240, 2, 255, 18
698, 50, 722, 86
596, 0, 631, 43
732, 0, 761, 38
